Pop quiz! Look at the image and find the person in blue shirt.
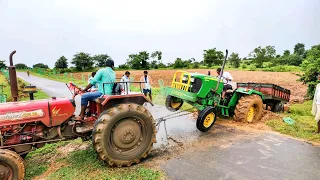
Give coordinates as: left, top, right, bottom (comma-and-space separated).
76, 60, 116, 120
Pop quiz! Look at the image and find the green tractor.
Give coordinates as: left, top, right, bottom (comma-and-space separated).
164, 50, 290, 132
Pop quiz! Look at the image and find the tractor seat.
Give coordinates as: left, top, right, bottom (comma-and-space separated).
226, 82, 237, 93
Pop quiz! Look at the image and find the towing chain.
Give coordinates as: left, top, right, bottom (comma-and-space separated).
155, 107, 196, 139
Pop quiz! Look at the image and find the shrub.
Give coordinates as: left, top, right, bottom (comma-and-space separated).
262, 65, 301, 72
248, 64, 256, 71
241, 64, 247, 69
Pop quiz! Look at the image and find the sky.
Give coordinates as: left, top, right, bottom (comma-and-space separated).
0, 0, 319, 68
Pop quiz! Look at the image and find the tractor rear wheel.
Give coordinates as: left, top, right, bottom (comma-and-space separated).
196, 106, 217, 132
92, 103, 156, 167
0, 149, 25, 180
234, 95, 263, 123
272, 101, 284, 113
165, 95, 183, 112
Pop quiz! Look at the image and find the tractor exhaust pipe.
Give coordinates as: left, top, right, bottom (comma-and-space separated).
214, 49, 228, 92
8, 50, 18, 102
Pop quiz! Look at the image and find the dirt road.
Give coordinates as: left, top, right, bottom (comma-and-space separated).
17, 72, 320, 180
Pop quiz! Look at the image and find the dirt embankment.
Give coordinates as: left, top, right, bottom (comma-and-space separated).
72, 70, 306, 103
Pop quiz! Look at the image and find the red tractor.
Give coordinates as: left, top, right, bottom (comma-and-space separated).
0, 51, 156, 180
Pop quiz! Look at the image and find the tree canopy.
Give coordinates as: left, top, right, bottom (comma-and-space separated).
71, 52, 94, 71
15, 63, 29, 69
0, 60, 6, 69
92, 54, 112, 67
299, 44, 320, 98
33, 63, 49, 69
229, 52, 241, 68
203, 48, 224, 67
55, 56, 68, 69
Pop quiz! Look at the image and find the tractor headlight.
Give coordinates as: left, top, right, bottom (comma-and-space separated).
182, 77, 187, 81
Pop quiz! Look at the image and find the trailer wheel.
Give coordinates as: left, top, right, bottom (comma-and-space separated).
0, 149, 25, 180
92, 103, 156, 167
234, 95, 263, 123
165, 95, 183, 112
196, 107, 217, 132
272, 101, 284, 113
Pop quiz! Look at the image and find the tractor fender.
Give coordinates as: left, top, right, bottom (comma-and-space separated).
98, 94, 153, 111
235, 88, 264, 100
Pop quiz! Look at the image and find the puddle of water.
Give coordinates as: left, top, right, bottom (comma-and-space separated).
145, 104, 201, 148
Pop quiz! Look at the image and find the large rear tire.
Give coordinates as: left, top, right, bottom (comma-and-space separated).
272, 101, 284, 113
0, 149, 25, 180
92, 103, 156, 167
165, 95, 183, 112
196, 107, 217, 132
234, 95, 263, 123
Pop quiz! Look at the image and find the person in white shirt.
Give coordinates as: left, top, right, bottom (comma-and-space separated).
140, 71, 153, 102
120, 71, 131, 94
216, 68, 233, 99
88, 72, 98, 92
311, 74, 320, 134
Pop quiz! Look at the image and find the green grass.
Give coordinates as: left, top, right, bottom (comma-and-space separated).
24, 139, 162, 180
266, 101, 320, 143
24, 141, 70, 180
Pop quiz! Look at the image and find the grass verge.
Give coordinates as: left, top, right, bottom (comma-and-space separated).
25, 139, 162, 180
266, 101, 320, 143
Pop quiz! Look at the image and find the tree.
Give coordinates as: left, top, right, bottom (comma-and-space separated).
71, 52, 94, 71
54, 56, 68, 69
294, 43, 305, 56
299, 44, 320, 98
127, 51, 150, 69
173, 58, 184, 69
249, 46, 276, 68
151, 51, 162, 61
283, 50, 290, 56
150, 60, 159, 69
15, 63, 28, 69
92, 54, 112, 67
203, 48, 224, 67
273, 54, 303, 66
33, 63, 49, 69
228, 53, 241, 68
0, 60, 6, 69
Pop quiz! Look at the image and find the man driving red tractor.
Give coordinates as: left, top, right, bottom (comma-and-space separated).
75, 60, 116, 120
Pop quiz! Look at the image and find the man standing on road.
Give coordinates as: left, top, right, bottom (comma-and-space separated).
140, 71, 153, 102
216, 68, 233, 99
311, 74, 320, 134
75, 60, 116, 120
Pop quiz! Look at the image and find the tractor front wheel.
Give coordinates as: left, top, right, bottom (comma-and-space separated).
196, 107, 217, 132
234, 95, 263, 123
0, 149, 25, 180
92, 103, 156, 167
165, 95, 183, 112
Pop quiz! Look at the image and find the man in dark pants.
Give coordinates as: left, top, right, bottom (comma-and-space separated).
216, 68, 233, 99
140, 71, 153, 102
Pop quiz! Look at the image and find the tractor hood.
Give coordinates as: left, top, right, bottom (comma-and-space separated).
0, 97, 75, 127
